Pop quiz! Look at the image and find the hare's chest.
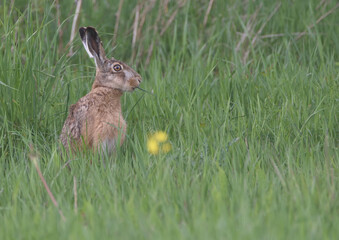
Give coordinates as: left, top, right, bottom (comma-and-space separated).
99, 113, 126, 152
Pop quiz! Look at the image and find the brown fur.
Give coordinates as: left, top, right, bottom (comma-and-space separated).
60, 27, 141, 154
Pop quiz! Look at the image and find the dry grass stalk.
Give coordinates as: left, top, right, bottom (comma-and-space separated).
296, 2, 339, 40
29, 144, 66, 222
237, 32, 303, 39
113, 0, 124, 45
145, 0, 187, 66
160, 0, 186, 36
244, 136, 251, 168
203, 0, 214, 27
160, 9, 179, 36
131, 4, 140, 60
132, 4, 140, 49
55, 0, 63, 53
135, 39, 145, 66
68, 0, 82, 56
235, 5, 261, 52
73, 176, 78, 213
259, 32, 303, 39
242, 2, 281, 63
316, 0, 328, 11
145, 41, 154, 66
163, 0, 170, 13
129, 0, 157, 63
146, 0, 163, 66
270, 158, 287, 188
137, 0, 156, 41
250, 3, 281, 46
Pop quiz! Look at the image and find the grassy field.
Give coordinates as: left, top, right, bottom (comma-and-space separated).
0, 0, 338, 239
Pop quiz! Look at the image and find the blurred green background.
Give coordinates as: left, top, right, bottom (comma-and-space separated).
0, 0, 338, 239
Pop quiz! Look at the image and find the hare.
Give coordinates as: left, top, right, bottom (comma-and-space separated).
60, 27, 142, 154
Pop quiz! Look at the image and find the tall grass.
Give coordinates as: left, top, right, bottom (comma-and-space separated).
0, 0, 338, 239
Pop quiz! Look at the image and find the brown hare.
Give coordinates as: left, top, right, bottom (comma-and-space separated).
60, 26, 142, 154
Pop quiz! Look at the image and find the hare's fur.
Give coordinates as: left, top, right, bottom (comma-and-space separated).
60, 27, 141, 153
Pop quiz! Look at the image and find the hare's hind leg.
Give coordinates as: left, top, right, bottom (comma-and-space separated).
101, 138, 116, 155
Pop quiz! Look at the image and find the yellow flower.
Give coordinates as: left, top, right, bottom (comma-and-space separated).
161, 143, 172, 153
153, 131, 168, 143
147, 131, 172, 155
147, 138, 159, 155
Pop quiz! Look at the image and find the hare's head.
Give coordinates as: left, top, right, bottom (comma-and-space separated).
79, 27, 142, 92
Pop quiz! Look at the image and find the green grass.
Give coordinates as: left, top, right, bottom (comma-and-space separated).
0, 0, 338, 239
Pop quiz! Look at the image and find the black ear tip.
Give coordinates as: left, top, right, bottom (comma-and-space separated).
79, 27, 86, 39
86, 26, 97, 31
79, 26, 98, 39
86, 27, 98, 38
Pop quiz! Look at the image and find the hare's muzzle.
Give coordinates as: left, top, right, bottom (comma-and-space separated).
134, 73, 142, 84
129, 75, 142, 90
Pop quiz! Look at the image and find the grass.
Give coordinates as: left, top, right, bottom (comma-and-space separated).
0, 0, 338, 239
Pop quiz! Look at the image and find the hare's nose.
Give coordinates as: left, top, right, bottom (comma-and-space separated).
136, 75, 142, 83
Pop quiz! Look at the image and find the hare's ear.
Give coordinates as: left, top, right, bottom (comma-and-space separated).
79, 27, 106, 68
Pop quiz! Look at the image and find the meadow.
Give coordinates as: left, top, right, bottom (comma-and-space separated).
0, 0, 338, 239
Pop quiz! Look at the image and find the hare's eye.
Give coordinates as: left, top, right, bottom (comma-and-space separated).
113, 64, 122, 72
